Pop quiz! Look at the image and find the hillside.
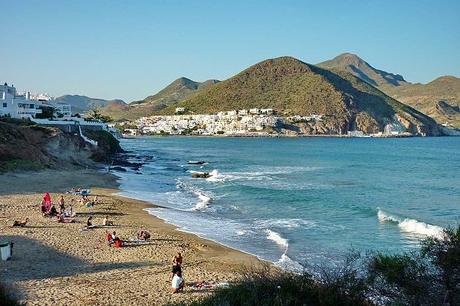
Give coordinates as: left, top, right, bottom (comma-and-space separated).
385, 76, 460, 127
317, 53, 408, 90
318, 53, 460, 128
160, 57, 441, 136
101, 77, 219, 121
54, 95, 126, 114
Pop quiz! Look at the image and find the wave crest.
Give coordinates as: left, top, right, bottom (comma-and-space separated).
377, 209, 444, 239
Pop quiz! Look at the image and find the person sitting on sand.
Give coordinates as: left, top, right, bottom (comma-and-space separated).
171, 271, 185, 293
59, 195, 65, 214
48, 205, 58, 217
12, 218, 29, 227
137, 230, 151, 241
172, 252, 183, 280
102, 216, 113, 226
87, 216, 93, 228
111, 231, 124, 248
93, 195, 99, 204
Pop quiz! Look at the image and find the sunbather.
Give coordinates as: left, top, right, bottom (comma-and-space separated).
87, 216, 93, 227
137, 230, 151, 241
12, 218, 29, 227
103, 216, 114, 226
58, 214, 75, 223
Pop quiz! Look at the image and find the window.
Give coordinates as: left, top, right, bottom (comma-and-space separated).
2, 103, 7, 108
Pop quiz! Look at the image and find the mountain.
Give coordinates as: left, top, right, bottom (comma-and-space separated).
54, 95, 126, 114
318, 53, 460, 128
385, 76, 460, 127
317, 53, 408, 90
160, 56, 441, 136
103, 77, 220, 121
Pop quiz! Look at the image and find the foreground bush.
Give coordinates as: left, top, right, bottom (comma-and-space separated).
172, 226, 460, 306
0, 283, 20, 306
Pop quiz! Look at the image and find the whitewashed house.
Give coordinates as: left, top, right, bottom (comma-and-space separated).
0, 83, 42, 119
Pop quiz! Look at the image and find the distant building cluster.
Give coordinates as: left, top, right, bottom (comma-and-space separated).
136, 108, 281, 135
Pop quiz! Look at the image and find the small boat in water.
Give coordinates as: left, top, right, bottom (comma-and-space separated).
188, 160, 207, 165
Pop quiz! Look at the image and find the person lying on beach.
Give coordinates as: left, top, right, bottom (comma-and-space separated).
137, 230, 151, 241
12, 218, 29, 227
171, 271, 185, 293
102, 216, 114, 226
58, 214, 75, 223
172, 252, 183, 280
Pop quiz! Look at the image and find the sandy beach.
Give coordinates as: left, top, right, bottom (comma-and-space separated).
0, 169, 263, 305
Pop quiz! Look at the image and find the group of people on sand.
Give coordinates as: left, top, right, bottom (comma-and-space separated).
103, 228, 151, 248
40, 193, 75, 223
23, 192, 188, 294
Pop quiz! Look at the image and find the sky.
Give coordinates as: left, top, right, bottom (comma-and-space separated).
1, 0, 459, 102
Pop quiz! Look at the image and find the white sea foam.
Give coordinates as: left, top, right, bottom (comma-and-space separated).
377, 209, 444, 239
276, 254, 304, 273
255, 218, 316, 229
205, 166, 321, 183
193, 191, 212, 211
266, 229, 289, 250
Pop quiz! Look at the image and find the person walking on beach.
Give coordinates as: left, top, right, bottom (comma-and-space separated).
172, 252, 183, 280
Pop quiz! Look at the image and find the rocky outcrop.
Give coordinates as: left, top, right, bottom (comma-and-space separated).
0, 120, 121, 172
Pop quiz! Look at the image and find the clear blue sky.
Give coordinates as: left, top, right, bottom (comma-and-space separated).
1, 0, 459, 102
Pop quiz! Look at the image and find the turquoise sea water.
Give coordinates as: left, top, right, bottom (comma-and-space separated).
115, 137, 460, 271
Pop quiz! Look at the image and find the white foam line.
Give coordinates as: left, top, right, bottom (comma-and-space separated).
377, 209, 444, 239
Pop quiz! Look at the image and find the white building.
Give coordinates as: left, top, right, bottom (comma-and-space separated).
0, 83, 72, 120
0, 83, 42, 119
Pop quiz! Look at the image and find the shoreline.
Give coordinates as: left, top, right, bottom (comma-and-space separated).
0, 169, 266, 305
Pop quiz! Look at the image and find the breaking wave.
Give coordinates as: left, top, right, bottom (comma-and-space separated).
192, 190, 212, 211
378, 209, 444, 239
266, 229, 289, 250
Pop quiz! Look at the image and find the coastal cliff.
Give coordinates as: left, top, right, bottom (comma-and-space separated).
0, 119, 121, 172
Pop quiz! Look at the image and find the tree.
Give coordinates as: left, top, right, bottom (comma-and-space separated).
86, 108, 113, 123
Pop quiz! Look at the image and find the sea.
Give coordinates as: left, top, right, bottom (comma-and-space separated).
113, 136, 460, 272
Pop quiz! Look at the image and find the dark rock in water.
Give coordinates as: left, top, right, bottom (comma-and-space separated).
191, 172, 211, 179
111, 166, 127, 172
